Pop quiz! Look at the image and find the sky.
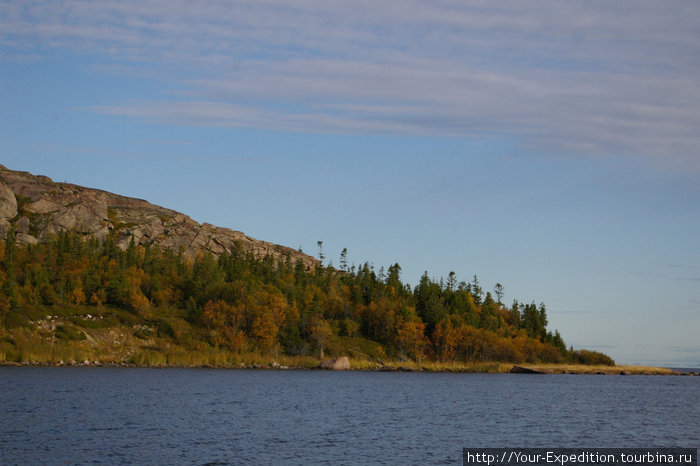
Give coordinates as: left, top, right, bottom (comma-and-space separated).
1, 0, 698, 367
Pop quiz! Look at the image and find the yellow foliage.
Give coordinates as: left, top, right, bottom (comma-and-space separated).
19, 281, 38, 305
202, 299, 242, 330
222, 328, 246, 353
125, 266, 146, 288
244, 288, 287, 352
153, 287, 174, 307
90, 290, 105, 307
128, 289, 150, 314
71, 286, 87, 305
396, 320, 428, 361
250, 312, 278, 352
309, 317, 333, 357
432, 321, 458, 361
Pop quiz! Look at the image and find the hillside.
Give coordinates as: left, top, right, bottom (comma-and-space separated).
0, 164, 317, 268
0, 165, 618, 370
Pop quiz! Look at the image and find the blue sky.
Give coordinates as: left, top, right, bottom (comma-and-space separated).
1, 1, 699, 367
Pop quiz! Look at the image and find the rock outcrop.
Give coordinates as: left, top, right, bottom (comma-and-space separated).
0, 179, 17, 235
0, 164, 317, 268
318, 356, 351, 370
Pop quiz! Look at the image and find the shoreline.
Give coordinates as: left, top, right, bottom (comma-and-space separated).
0, 360, 693, 375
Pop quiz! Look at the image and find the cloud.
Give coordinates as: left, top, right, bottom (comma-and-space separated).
3, 0, 700, 166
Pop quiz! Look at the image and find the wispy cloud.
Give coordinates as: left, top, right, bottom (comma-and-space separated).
3, 0, 699, 166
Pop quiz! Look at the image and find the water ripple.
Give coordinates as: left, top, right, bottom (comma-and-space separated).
0, 368, 698, 464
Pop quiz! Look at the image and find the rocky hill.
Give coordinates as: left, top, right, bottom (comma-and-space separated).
0, 164, 317, 268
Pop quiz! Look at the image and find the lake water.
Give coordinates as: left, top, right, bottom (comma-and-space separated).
1, 368, 698, 465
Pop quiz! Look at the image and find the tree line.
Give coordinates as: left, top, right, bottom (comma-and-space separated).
0, 230, 614, 365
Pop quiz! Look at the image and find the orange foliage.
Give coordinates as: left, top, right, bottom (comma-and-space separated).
202, 299, 241, 330
153, 287, 174, 307
362, 297, 397, 342
432, 321, 458, 361
395, 320, 428, 361
128, 289, 150, 314
71, 286, 87, 305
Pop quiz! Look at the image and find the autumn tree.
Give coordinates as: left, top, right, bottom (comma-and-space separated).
309, 316, 333, 358
431, 321, 457, 361
395, 320, 428, 362
71, 279, 87, 305
202, 299, 246, 351
0, 223, 580, 365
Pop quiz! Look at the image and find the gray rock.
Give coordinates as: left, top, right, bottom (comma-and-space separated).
0, 180, 17, 219
0, 218, 12, 237
16, 233, 39, 246
0, 165, 318, 268
15, 216, 30, 234
26, 198, 61, 214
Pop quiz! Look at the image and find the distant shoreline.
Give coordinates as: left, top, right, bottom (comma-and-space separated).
1, 360, 693, 375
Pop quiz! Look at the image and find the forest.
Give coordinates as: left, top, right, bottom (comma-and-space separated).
0, 229, 614, 367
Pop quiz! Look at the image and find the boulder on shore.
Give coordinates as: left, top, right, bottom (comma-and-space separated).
318, 356, 350, 370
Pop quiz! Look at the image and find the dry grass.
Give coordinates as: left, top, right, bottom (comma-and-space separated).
0, 325, 679, 375
1, 341, 679, 374
517, 363, 677, 375
3, 342, 88, 364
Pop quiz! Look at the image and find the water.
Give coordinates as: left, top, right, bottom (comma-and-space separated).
1, 368, 698, 465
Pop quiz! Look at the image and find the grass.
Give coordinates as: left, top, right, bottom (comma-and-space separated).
0, 317, 682, 374
123, 349, 324, 368
4, 342, 88, 364
515, 363, 678, 375
54, 325, 87, 341
0, 342, 682, 375
335, 335, 387, 361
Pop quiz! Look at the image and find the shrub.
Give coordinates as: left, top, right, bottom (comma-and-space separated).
54, 325, 87, 341
571, 349, 615, 366
133, 327, 154, 339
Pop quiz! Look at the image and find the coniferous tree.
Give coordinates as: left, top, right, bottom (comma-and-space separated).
494, 283, 504, 304
340, 248, 348, 271
0, 226, 585, 365
470, 275, 483, 305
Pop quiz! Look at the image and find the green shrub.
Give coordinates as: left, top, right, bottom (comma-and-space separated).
133, 327, 154, 339
54, 325, 87, 341
3, 311, 28, 329
146, 318, 176, 339
571, 349, 615, 366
